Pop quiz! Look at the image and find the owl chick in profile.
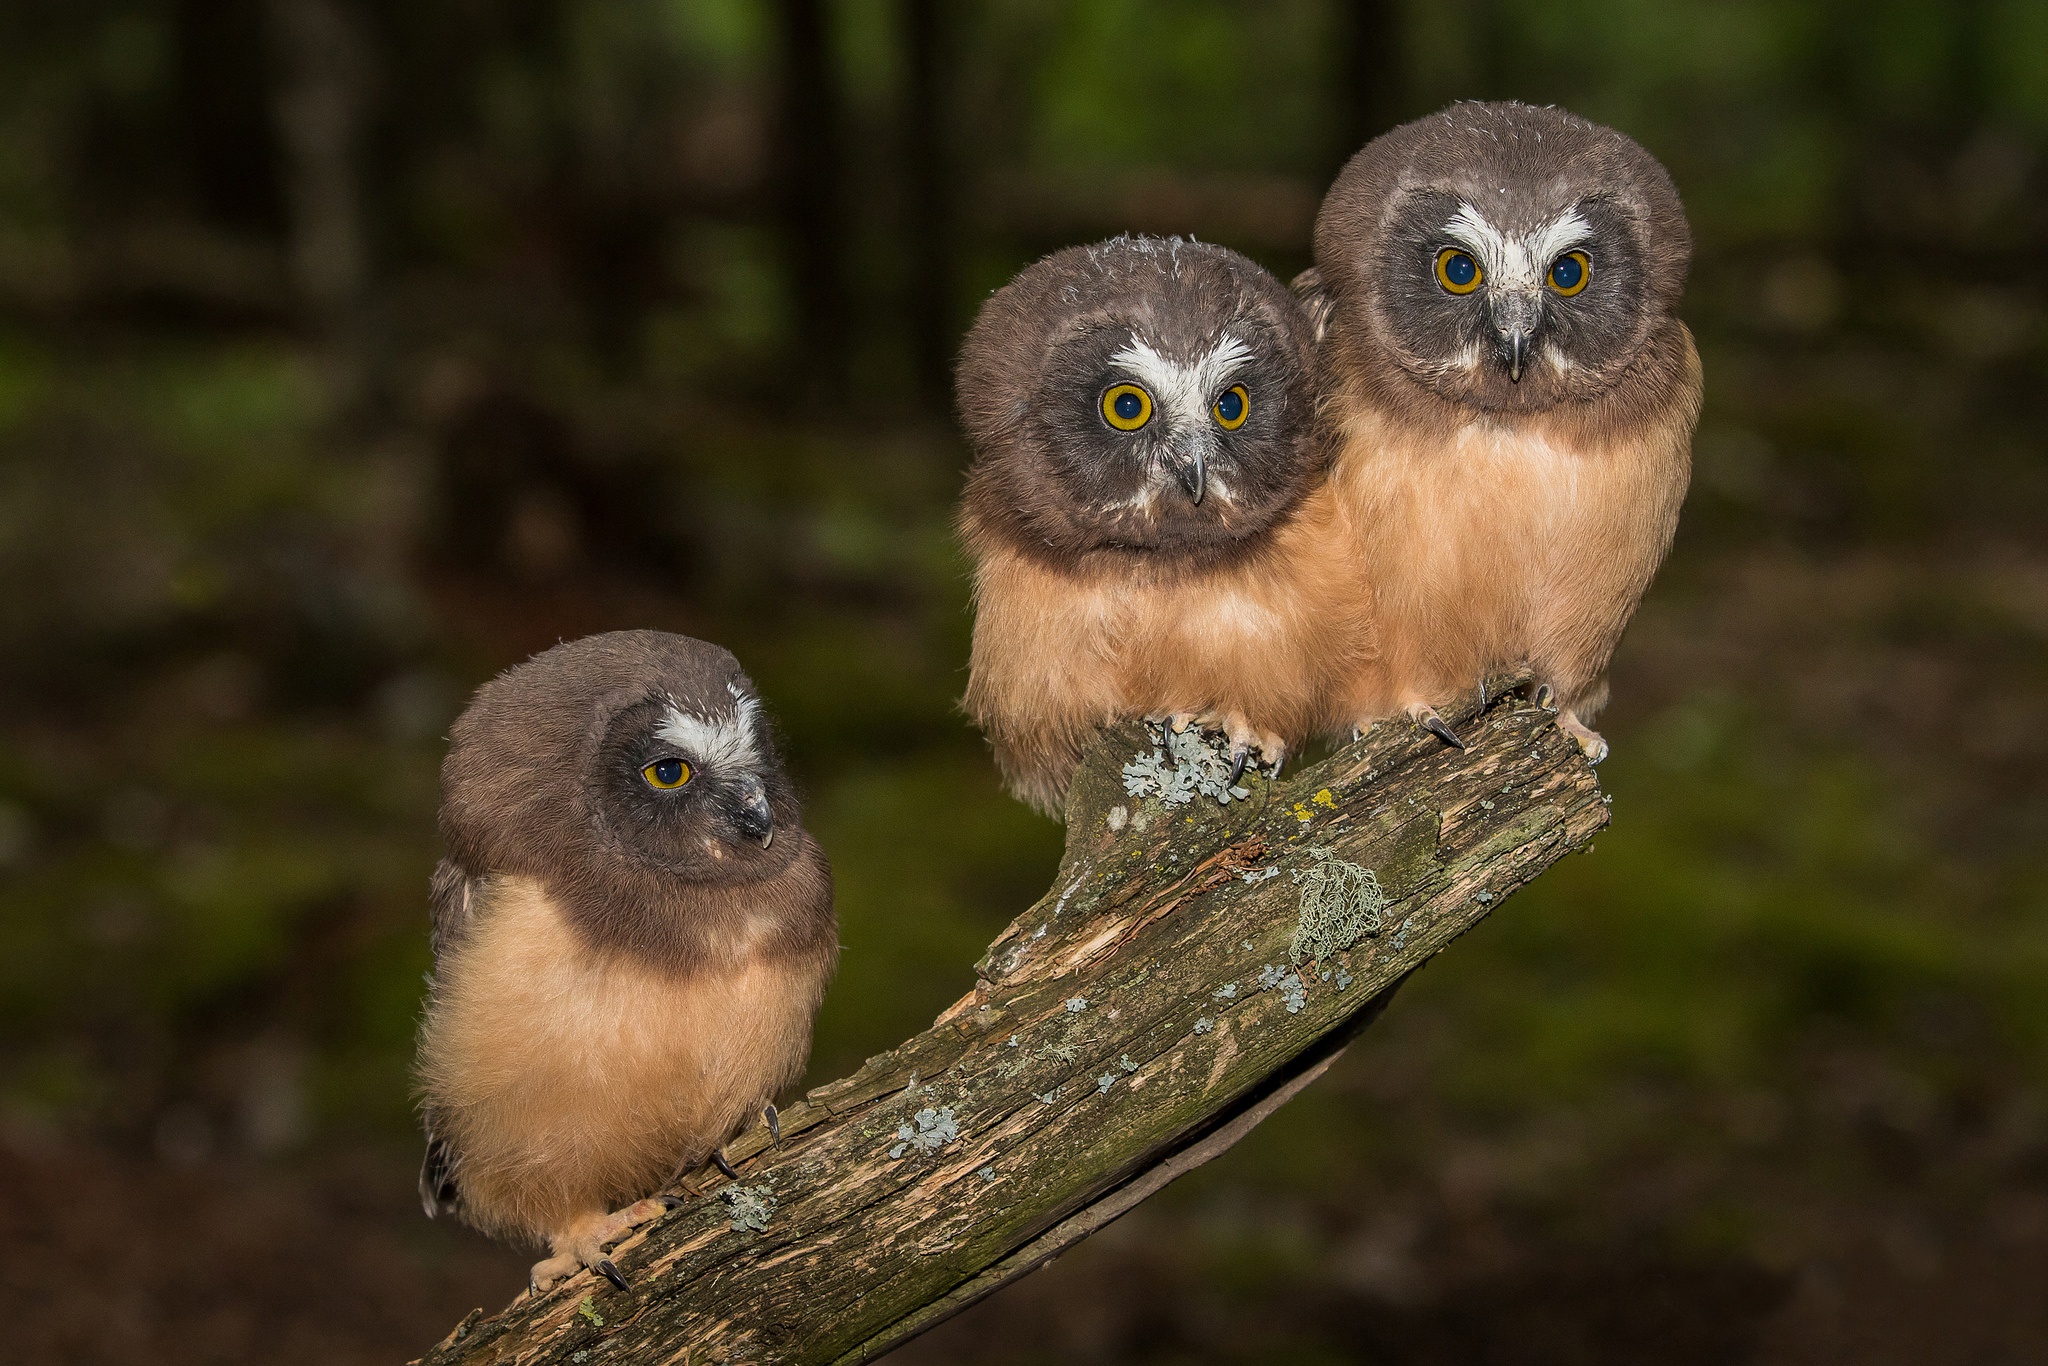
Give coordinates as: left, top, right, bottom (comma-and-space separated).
958, 235, 1370, 816
414, 631, 836, 1295
1302, 101, 1700, 759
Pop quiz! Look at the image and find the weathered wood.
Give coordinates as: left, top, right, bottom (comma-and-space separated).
416, 680, 1607, 1365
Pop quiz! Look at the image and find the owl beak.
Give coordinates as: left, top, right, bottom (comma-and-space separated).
732, 774, 775, 848
1490, 291, 1542, 384
1166, 438, 1208, 505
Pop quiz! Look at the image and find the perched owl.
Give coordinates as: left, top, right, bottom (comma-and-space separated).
957, 235, 1371, 816
1302, 101, 1700, 759
414, 631, 836, 1295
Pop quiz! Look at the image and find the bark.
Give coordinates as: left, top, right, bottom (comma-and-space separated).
416, 678, 1607, 1365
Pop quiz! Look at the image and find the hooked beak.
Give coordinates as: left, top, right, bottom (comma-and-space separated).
732, 773, 774, 848
1166, 437, 1208, 505
1490, 291, 1542, 384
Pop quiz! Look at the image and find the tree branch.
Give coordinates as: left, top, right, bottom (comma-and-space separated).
416, 679, 1606, 1365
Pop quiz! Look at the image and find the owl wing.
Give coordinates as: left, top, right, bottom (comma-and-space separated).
1290, 266, 1334, 345
419, 856, 483, 1218
427, 856, 482, 964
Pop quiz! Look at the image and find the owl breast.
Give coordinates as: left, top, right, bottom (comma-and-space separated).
1331, 390, 1691, 708
415, 875, 823, 1241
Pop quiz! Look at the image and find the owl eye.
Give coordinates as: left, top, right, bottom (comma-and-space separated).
1548, 250, 1591, 295
1212, 384, 1249, 430
1100, 383, 1153, 431
1435, 247, 1482, 295
642, 757, 692, 790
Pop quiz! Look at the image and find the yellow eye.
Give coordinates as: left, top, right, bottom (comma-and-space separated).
642, 757, 691, 789
1434, 247, 1482, 295
1101, 383, 1153, 431
1548, 249, 1591, 295
1212, 383, 1249, 430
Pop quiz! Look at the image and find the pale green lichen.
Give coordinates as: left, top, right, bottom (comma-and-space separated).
1257, 963, 1309, 1013
722, 1183, 776, 1232
889, 1106, 959, 1158
577, 1296, 605, 1327
1096, 1073, 1117, 1093
1121, 722, 1253, 806
1289, 846, 1387, 964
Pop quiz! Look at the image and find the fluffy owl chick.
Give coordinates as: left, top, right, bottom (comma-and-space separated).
1304, 101, 1701, 760
414, 631, 836, 1295
958, 235, 1370, 816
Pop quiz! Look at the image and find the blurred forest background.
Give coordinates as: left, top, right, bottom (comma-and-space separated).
0, 1, 2044, 1362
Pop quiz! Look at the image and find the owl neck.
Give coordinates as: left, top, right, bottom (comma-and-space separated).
1331, 314, 1700, 452
551, 830, 837, 977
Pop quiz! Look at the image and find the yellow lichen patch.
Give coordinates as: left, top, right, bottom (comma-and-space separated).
1313, 789, 1338, 809
1292, 803, 1312, 822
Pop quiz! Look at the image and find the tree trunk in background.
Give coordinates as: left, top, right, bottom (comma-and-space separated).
268, 0, 370, 328
1335, 0, 1405, 163
900, 0, 955, 415
775, 0, 847, 404
415, 681, 1609, 1365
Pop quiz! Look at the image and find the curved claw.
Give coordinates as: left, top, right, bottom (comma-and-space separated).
596, 1258, 630, 1292
1533, 683, 1556, 711
657, 1194, 686, 1211
1421, 713, 1467, 751
1227, 748, 1251, 787
713, 1149, 740, 1181
765, 1104, 782, 1144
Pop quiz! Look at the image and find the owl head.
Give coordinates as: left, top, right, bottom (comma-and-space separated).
1316, 101, 1691, 418
440, 631, 803, 898
957, 236, 1320, 567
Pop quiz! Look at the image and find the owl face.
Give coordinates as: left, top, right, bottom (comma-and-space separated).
586, 676, 797, 882
443, 632, 802, 892
959, 237, 1318, 563
1318, 102, 1691, 417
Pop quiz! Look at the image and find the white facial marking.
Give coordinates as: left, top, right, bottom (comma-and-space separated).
656, 681, 761, 772
1108, 333, 1253, 429
1443, 203, 1593, 293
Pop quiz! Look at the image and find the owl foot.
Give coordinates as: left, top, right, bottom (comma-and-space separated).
528, 1195, 683, 1296
1557, 710, 1608, 764
1408, 703, 1467, 751
1203, 712, 1284, 784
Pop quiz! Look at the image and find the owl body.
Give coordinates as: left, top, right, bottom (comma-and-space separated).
1309, 102, 1700, 755
962, 483, 1360, 815
958, 235, 1371, 815
415, 630, 836, 1292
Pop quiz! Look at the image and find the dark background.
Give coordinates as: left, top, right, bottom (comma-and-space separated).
1, 2, 2044, 1362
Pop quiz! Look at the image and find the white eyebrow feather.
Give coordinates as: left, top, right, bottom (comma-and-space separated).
655, 682, 761, 771
1108, 333, 1254, 424
1443, 203, 1593, 291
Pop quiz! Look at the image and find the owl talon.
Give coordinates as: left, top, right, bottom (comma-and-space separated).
657, 1194, 685, 1211
713, 1148, 740, 1180
1533, 683, 1556, 710
765, 1103, 781, 1143
597, 1259, 630, 1292
1227, 749, 1251, 787
1420, 712, 1467, 750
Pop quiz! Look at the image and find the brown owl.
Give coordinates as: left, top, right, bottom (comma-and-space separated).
414, 631, 837, 1295
958, 235, 1370, 816
1302, 101, 1700, 759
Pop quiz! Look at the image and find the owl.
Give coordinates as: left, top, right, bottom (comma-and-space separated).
414, 631, 837, 1295
957, 235, 1371, 816
1301, 101, 1700, 759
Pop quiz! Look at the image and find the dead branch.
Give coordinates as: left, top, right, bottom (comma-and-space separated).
416, 679, 1606, 1365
